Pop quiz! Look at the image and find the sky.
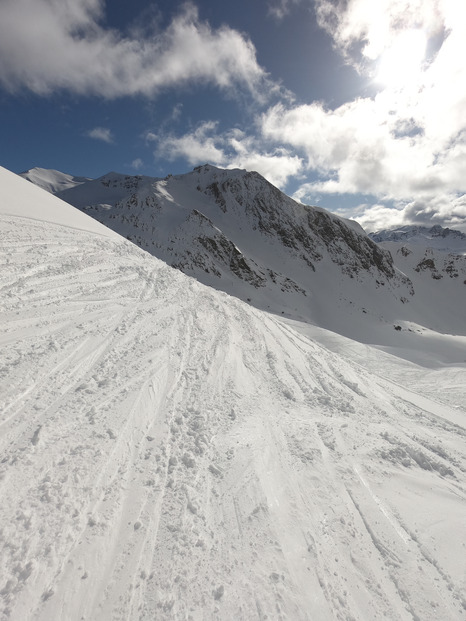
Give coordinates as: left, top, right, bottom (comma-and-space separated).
1, 0, 466, 232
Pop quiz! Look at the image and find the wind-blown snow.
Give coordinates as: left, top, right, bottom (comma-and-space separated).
1, 166, 466, 620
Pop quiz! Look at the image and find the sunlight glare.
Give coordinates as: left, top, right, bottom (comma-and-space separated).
377, 29, 427, 88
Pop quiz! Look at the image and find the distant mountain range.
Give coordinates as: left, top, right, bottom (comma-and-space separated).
369, 224, 466, 253
20, 166, 466, 342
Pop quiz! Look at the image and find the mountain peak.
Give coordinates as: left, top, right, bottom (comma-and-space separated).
23, 164, 420, 340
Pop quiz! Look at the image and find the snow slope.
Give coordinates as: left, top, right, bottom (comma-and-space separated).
2, 167, 118, 238
371, 243, 466, 346
22, 166, 466, 349
1, 166, 466, 620
24, 166, 417, 340
19, 168, 91, 195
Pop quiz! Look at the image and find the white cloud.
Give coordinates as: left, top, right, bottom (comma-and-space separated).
350, 203, 408, 233
0, 1, 269, 98
402, 194, 466, 230
131, 158, 144, 170
353, 194, 466, 233
157, 121, 226, 166
314, 0, 443, 68
171, 103, 183, 121
262, 93, 466, 229
258, 0, 466, 230
86, 127, 114, 144
268, 0, 302, 20
262, 98, 430, 197
155, 122, 303, 188
226, 132, 303, 187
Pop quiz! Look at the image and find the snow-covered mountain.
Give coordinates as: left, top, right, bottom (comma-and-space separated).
369, 224, 466, 254
21, 165, 466, 346
20, 167, 91, 194
368, 227, 466, 344
47, 167, 403, 305
382, 243, 466, 284
2, 165, 466, 620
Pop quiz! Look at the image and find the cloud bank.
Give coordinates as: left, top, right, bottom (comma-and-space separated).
0, 0, 268, 98
263, 0, 466, 230
151, 122, 303, 188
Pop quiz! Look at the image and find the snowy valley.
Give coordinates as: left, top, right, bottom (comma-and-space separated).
1, 166, 465, 620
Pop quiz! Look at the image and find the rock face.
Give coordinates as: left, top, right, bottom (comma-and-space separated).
369, 224, 466, 285
22, 164, 417, 334
387, 244, 466, 283
370, 240, 466, 335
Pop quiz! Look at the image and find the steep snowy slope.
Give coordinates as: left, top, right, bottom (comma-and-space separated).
369, 242, 466, 340
1, 166, 466, 620
369, 226, 466, 329
23, 165, 419, 341
23, 166, 466, 346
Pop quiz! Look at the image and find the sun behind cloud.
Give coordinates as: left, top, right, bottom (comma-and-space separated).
376, 29, 427, 88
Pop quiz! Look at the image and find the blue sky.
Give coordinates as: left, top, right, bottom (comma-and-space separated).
1, 0, 466, 232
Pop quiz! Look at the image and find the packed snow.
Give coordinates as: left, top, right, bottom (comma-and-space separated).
1, 167, 465, 620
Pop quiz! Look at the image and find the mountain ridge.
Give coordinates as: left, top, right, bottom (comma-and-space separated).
21, 165, 417, 339
19, 165, 466, 343
369, 224, 466, 254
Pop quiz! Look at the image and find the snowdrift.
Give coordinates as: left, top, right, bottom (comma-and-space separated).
1, 166, 465, 620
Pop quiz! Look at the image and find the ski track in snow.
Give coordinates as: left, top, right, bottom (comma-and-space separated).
1, 213, 466, 621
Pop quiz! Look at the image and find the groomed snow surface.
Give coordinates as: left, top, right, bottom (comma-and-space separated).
1, 167, 465, 620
